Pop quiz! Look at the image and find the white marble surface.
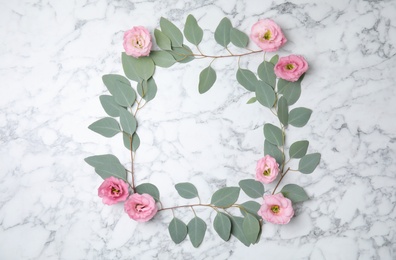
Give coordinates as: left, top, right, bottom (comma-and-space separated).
1, 0, 395, 259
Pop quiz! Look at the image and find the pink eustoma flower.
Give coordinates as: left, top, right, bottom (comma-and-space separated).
123, 26, 152, 58
258, 193, 294, 224
124, 193, 158, 222
98, 176, 129, 205
274, 55, 308, 82
255, 155, 280, 184
250, 19, 287, 52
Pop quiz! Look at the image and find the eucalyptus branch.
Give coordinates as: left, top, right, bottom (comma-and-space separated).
272, 167, 291, 195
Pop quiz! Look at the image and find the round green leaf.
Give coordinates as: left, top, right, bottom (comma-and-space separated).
88, 117, 121, 138
270, 54, 279, 65
289, 140, 309, 159
123, 132, 140, 152
257, 61, 276, 88
84, 154, 126, 181
211, 187, 240, 207
175, 182, 199, 199
134, 56, 155, 80
213, 212, 231, 241
102, 74, 136, 107
242, 213, 260, 244
121, 52, 141, 82
298, 153, 321, 174
238, 179, 264, 199
169, 45, 195, 63
230, 27, 248, 48
255, 80, 276, 108
150, 51, 176, 68
264, 140, 284, 166
154, 29, 172, 51
99, 95, 122, 117
239, 201, 261, 220
289, 107, 312, 127
184, 14, 203, 45
137, 78, 157, 102
281, 184, 309, 203
277, 75, 304, 105
136, 183, 160, 202
247, 97, 257, 104
277, 96, 289, 126
118, 108, 137, 135
168, 218, 187, 244
214, 17, 232, 47
263, 123, 283, 146
160, 17, 183, 47
236, 68, 258, 92
198, 66, 217, 94
187, 217, 206, 248
230, 216, 250, 246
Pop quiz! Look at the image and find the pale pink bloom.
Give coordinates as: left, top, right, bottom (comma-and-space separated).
124, 193, 158, 222
258, 193, 294, 224
123, 26, 152, 58
98, 176, 129, 205
274, 55, 308, 82
250, 19, 287, 52
255, 155, 280, 184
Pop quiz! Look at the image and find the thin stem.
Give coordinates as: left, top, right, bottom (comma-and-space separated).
191, 206, 197, 217
191, 49, 263, 59
272, 167, 290, 195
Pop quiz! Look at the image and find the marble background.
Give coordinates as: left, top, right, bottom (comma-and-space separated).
1, 0, 395, 259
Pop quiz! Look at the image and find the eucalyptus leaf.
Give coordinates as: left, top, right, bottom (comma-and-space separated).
255, 80, 276, 108
239, 201, 261, 220
236, 68, 258, 92
238, 179, 264, 199
281, 184, 309, 203
175, 182, 199, 199
102, 74, 136, 107
154, 29, 172, 51
242, 213, 260, 244
84, 154, 126, 180
137, 78, 157, 102
136, 183, 160, 202
263, 123, 283, 146
277, 75, 304, 105
88, 117, 121, 137
257, 61, 276, 88
289, 107, 312, 127
247, 97, 257, 104
213, 212, 231, 241
277, 96, 289, 126
134, 56, 155, 80
122, 52, 141, 82
214, 17, 232, 47
299, 153, 321, 174
150, 50, 176, 68
187, 217, 206, 248
211, 187, 240, 207
168, 218, 188, 244
122, 132, 140, 152
99, 95, 122, 117
270, 54, 279, 65
198, 66, 217, 94
289, 140, 309, 159
264, 140, 284, 166
231, 216, 250, 246
160, 17, 183, 47
184, 14, 203, 45
230, 27, 248, 48
118, 108, 137, 135
169, 45, 195, 63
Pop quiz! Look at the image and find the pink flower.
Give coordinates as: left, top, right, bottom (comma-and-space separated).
258, 193, 294, 224
124, 193, 158, 222
255, 155, 280, 184
274, 55, 308, 82
123, 26, 152, 58
250, 19, 287, 52
98, 177, 129, 205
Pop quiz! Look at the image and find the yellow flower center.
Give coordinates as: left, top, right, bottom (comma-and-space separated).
263, 169, 271, 176
286, 64, 294, 70
133, 37, 144, 48
111, 187, 120, 194
271, 205, 280, 214
263, 30, 272, 40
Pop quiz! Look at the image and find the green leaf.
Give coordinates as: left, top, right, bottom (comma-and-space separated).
184, 14, 203, 45
289, 140, 309, 159
122, 52, 141, 82
84, 154, 126, 180
289, 107, 312, 127
231, 216, 250, 246
154, 29, 172, 51
281, 184, 309, 203
168, 218, 188, 244
277, 96, 289, 126
239, 201, 261, 220
299, 153, 321, 174
257, 61, 276, 88
88, 117, 121, 137
150, 50, 176, 68
238, 179, 264, 199
118, 108, 137, 135
137, 78, 157, 102
99, 95, 122, 117
270, 54, 279, 65
169, 45, 195, 63
230, 27, 248, 48
247, 97, 257, 104
211, 187, 240, 207
242, 213, 260, 244
263, 123, 283, 146
102, 74, 136, 107
255, 80, 276, 108
198, 66, 217, 94
214, 17, 232, 47
187, 217, 206, 248
236, 68, 258, 92
213, 212, 231, 241
160, 17, 183, 47
135, 56, 155, 80
277, 75, 304, 105
264, 140, 283, 166
175, 182, 199, 199
136, 183, 160, 202
122, 132, 140, 152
